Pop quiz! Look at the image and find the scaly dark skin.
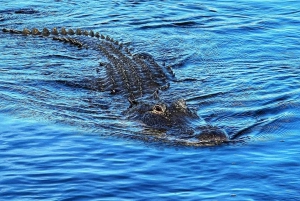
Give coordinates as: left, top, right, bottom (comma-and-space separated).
2, 27, 229, 145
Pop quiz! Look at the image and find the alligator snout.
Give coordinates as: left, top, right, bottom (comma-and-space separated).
194, 125, 229, 144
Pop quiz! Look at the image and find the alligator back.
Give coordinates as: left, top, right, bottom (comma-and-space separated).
2, 27, 175, 101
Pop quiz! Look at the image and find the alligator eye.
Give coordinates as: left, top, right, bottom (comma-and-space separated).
154, 105, 163, 112
152, 104, 165, 113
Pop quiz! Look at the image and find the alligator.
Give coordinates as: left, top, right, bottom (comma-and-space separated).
2, 27, 230, 146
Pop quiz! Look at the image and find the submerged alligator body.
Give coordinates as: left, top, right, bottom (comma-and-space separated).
2, 27, 229, 146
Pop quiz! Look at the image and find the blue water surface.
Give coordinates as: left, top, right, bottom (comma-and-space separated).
0, 0, 300, 200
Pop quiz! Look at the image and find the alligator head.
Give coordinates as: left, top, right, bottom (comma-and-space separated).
126, 98, 229, 145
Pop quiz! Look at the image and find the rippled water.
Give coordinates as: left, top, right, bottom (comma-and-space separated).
1, 0, 300, 200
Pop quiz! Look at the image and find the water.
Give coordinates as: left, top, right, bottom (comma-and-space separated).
1, 0, 300, 200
